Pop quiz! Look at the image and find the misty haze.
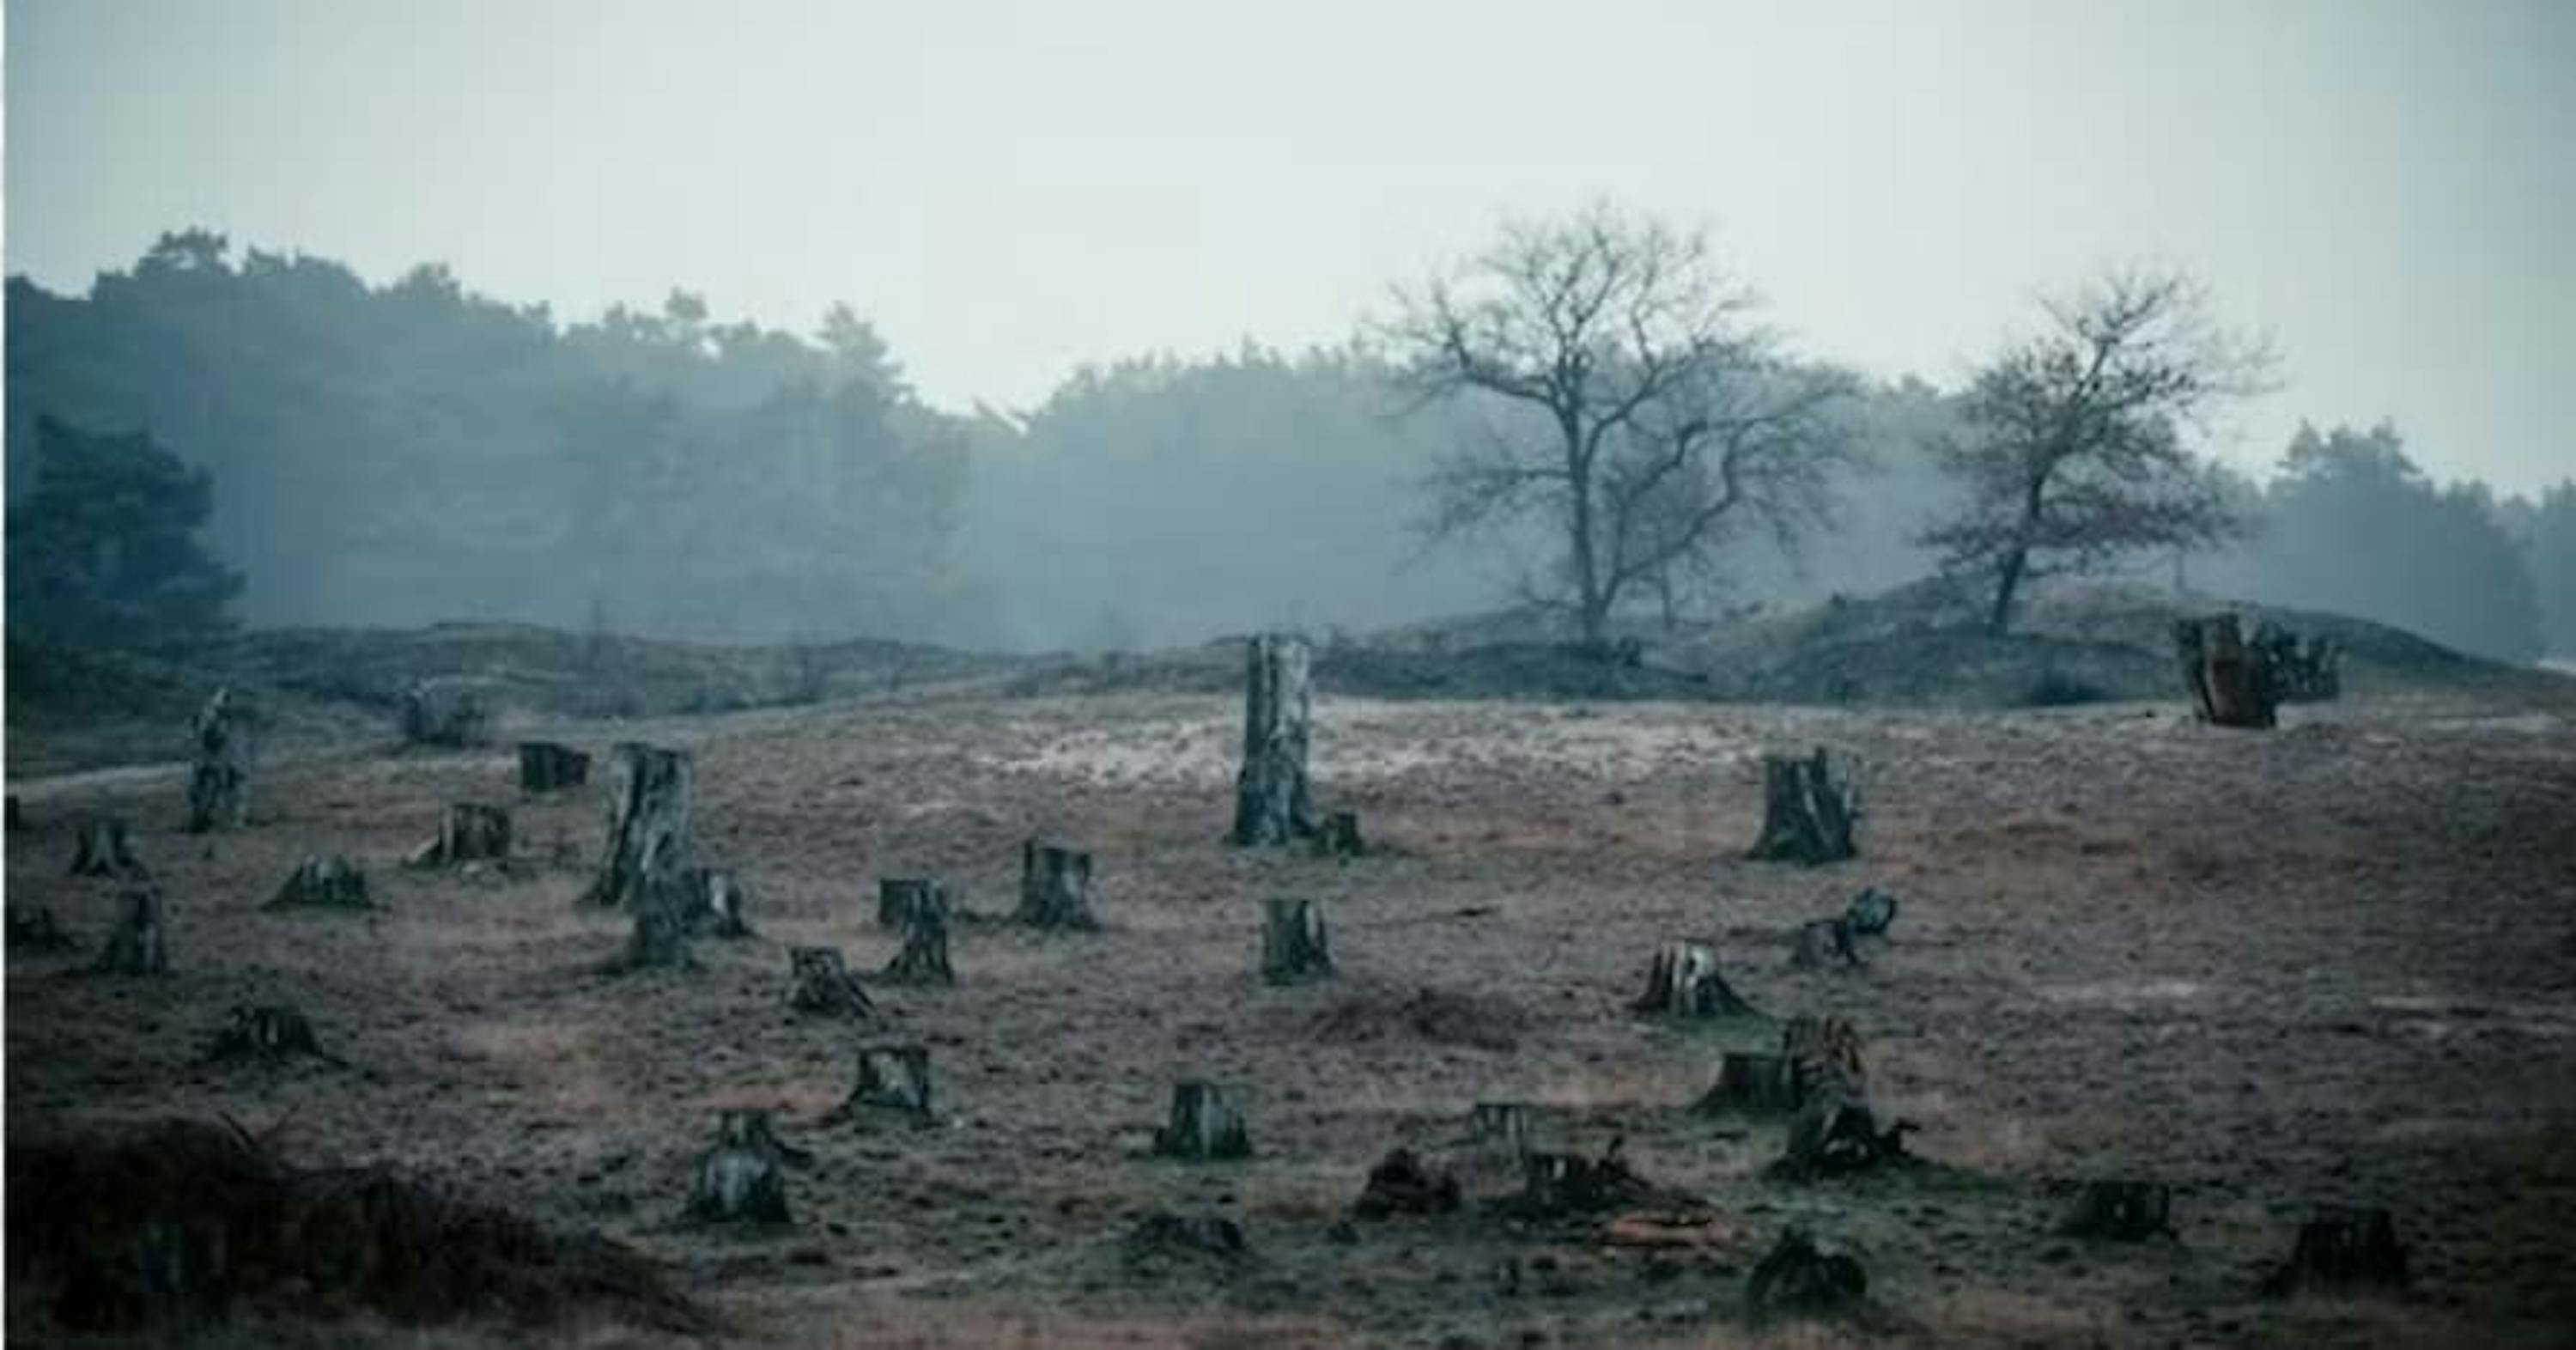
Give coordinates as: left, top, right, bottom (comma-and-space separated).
4, 3, 2572, 1347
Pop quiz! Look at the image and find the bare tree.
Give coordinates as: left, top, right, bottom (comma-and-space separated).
1380, 204, 1855, 651
1922, 269, 2274, 635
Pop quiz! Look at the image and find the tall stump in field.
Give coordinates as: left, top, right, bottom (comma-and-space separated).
2176, 614, 2278, 729
1152, 1082, 1252, 1159
1260, 897, 1333, 984
788, 947, 877, 1018
1632, 941, 1759, 1019
1231, 633, 1316, 846
1018, 840, 1098, 930
591, 744, 693, 909
185, 687, 250, 834
94, 884, 168, 975
884, 887, 955, 985
1747, 747, 1858, 865
69, 817, 143, 879
519, 741, 590, 794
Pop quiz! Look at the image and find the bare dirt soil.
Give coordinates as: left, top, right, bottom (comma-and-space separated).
9, 684, 2576, 1347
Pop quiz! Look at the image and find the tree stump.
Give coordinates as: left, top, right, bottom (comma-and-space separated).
2056, 1180, 2175, 1240
70, 817, 144, 879
824, 1044, 934, 1126
94, 885, 167, 975
1631, 941, 1759, 1019
1152, 1081, 1252, 1160
1260, 897, 1333, 984
267, 854, 369, 910
1746, 1227, 1867, 1317
2262, 1207, 2409, 1296
185, 687, 250, 834
407, 803, 513, 867
1017, 840, 1098, 930
1468, 1102, 1534, 1158
683, 867, 754, 938
1780, 1015, 1868, 1103
1231, 632, 1317, 846
519, 741, 591, 794
878, 878, 945, 928
1697, 1052, 1801, 1115
2175, 614, 2278, 728
1747, 747, 1858, 864
884, 888, 955, 985
206, 1003, 338, 1064
1771, 1097, 1913, 1182
1791, 917, 1863, 970
787, 946, 876, 1018
8, 905, 80, 954
1313, 810, 1364, 859
399, 678, 489, 747
1844, 887, 1898, 937
589, 743, 693, 909
1352, 1147, 1461, 1218
686, 1110, 798, 1225
1500, 1142, 1679, 1219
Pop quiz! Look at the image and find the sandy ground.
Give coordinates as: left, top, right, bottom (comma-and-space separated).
8, 690, 2576, 1347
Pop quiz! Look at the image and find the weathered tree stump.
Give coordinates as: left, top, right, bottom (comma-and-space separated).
518, 740, 591, 794
399, 678, 489, 747
69, 817, 143, 879
1791, 917, 1863, 970
589, 743, 692, 909
1231, 632, 1317, 846
884, 888, 954, 985
94, 885, 168, 975
1260, 897, 1333, 984
1844, 887, 1898, 938
2056, 1180, 2175, 1240
1781, 1015, 1868, 1102
206, 1003, 338, 1064
1771, 1097, 1914, 1182
1312, 810, 1364, 859
1747, 747, 1858, 864
787, 946, 876, 1018
683, 867, 754, 938
1746, 1227, 1867, 1317
824, 1044, 934, 1126
685, 1110, 798, 1225
2262, 1207, 2409, 1296
8, 905, 80, 954
1698, 1051, 1801, 1115
1500, 1141, 1682, 1219
2176, 614, 2278, 729
1151, 1082, 1252, 1160
1468, 1102, 1534, 1158
1017, 840, 1098, 930
185, 687, 251, 833
1352, 1147, 1461, 1218
878, 878, 945, 928
1631, 941, 1759, 1019
407, 803, 513, 867
267, 854, 369, 909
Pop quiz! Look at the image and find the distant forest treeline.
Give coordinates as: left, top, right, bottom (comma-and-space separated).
8, 233, 2571, 660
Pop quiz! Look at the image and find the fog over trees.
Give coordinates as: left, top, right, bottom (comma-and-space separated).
6, 226, 2568, 660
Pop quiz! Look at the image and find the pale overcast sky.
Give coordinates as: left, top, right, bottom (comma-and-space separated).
6, 0, 2569, 491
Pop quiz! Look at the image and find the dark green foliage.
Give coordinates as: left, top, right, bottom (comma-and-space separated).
2020, 668, 2110, 707
4, 417, 242, 646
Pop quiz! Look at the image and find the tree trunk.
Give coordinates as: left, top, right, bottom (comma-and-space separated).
590, 744, 692, 908
2262, 1207, 2409, 1295
1631, 941, 1759, 1019
1986, 547, 2029, 635
94, 885, 168, 975
70, 817, 143, 879
686, 1110, 795, 1225
682, 867, 753, 938
1017, 840, 1098, 930
206, 1003, 336, 1064
878, 878, 944, 928
1747, 747, 1859, 865
1151, 1081, 1251, 1159
884, 888, 954, 985
787, 946, 877, 1018
185, 687, 249, 834
519, 741, 591, 794
1312, 810, 1364, 859
1260, 897, 1333, 984
824, 1044, 934, 1126
268, 854, 369, 909
407, 803, 513, 867
1231, 633, 1316, 846
2175, 614, 2277, 728
2056, 1180, 2175, 1240
1790, 917, 1862, 970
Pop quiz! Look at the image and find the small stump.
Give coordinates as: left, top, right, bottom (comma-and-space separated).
70, 817, 143, 879
1790, 917, 1863, 970
1844, 887, 1898, 938
884, 888, 954, 985
1747, 1226, 1866, 1317
686, 1110, 798, 1225
1018, 840, 1098, 930
1313, 810, 1364, 859
206, 1003, 337, 1065
2262, 1207, 2409, 1296
683, 867, 754, 938
2056, 1180, 2175, 1240
408, 803, 513, 867
1772, 1097, 1913, 1183
1152, 1082, 1251, 1160
94, 885, 168, 975
2176, 613, 2278, 729
185, 687, 252, 833
8, 905, 80, 954
1632, 941, 1759, 1019
878, 878, 945, 928
787, 946, 876, 1019
1259, 897, 1333, 984
268, 854, 369, 910
1352, 1147, 1461, 1218
824, 1044, 934, 1127
1468, 1102, 1534, 1158
519, 740, 591, 794
1747, 747, 1858, 864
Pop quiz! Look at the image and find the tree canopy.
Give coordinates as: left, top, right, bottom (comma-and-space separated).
6, 414, 244, 646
